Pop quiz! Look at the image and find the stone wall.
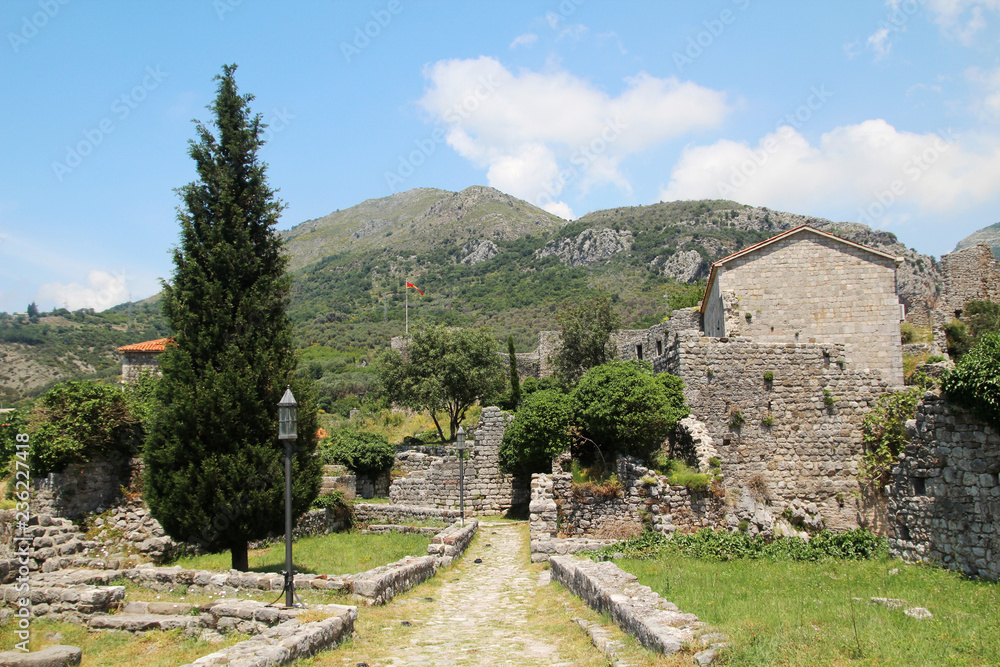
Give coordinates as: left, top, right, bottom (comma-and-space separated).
659, 333, 891, 531
388, 407, 529, 514
120, 351, 162, 384
703, 229, 904, 385
32, 456, 135, 519
938, 243, 1000, 317
888, 394, 1000, 581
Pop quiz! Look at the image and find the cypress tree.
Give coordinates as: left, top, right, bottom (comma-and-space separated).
144, 64, 320, 571
507, 335, 520, 409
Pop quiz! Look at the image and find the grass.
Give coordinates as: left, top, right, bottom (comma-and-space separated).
169, 530, 431, 576
320, 405, 482, 446
618, 555, 1000, 666
0, 620, 249, 666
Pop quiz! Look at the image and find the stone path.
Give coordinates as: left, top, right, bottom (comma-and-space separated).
381, 522, 574, 666
323, 521, 630, 666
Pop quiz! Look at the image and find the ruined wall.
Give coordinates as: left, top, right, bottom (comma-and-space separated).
888, 394, 1000, 581
939, 243, 1000, 317
707, 231, 904, 385
388, 407, 529, 513
554, 456, 726, 539
32, 456, 136, 519
658, 333, 891, 531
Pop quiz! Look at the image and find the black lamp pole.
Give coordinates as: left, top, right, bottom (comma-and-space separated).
277, 386, 298, 608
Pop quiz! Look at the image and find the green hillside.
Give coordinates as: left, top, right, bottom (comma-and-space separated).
1, 187, 943, 411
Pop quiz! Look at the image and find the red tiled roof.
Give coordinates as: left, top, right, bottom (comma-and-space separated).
699, 225, 904, 313
117, 337, 172, 353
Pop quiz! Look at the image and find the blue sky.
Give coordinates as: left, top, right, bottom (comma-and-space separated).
2, 1, 1000, 314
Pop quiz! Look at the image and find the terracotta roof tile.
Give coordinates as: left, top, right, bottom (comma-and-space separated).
117, 337, 173, 353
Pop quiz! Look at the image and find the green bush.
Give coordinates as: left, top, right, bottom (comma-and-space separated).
311, 489, 353, 527
28, 380, 147, 475
588, 527, 888, 562
319, 430, 395, 476
859, 387, 922, 487
945, 319, 970, 359
900, 321, 917, 344
763, 371, 774, 382
499, 389, 573, 474
942, 332, 1000, 429
571, 360, 688, 461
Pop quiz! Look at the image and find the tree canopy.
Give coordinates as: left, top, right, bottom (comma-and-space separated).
942, 331, 1000, 428
554, 295, 621, 383
498, 389, 573, 474
571, 359, 689, 462
376, 325, 505, 441
143, 64, 320, 571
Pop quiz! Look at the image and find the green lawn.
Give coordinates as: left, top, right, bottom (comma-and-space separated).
618, 556, 1000, 666
170, 530, 431, 575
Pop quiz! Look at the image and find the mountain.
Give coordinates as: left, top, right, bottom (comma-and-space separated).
1, 187, 945, 409
954, 221, 1000, 259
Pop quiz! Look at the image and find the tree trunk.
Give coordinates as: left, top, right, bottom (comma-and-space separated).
231, 540, 249, 571
431, 412, 445, 442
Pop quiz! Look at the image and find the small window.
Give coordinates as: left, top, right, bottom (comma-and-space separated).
656, 339, 663, 356
636, 344, 643, 360
898, 524, 910, 541
912, 477, 926, 496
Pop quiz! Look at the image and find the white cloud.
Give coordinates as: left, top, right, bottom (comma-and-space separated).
659, 120, 1000, 221
37, 270, 129, 311
418, 56, 730, 215
542, 201, 574, 219
924, 0, 1000, 43
867, 26, 893, 58
509, 33, 538, 49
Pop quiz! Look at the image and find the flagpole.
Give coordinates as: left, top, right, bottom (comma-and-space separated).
405, 280, 408, 335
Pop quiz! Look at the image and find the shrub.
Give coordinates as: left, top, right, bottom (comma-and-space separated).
859, 387, 922, 487
945, 319, 970, 359
823, 389, 836, 407
727, 406, 745, 430
498, 389, 573, 474
900, 321, 917, 344
763, 371, 774, 383
28, 380, 146, 475
663, 458, 711, 490
761, 413, 775, 427
320, 430, 395, 476
571, 360, 688, 461
942, 332, 1000, 429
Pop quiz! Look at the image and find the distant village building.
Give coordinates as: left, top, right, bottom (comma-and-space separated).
118, 338, 171, 383
699, 225, 905, 386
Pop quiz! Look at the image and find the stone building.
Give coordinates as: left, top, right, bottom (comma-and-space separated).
937, 243, 1000, 317
118, 338, 170, 384
700, 225, 905, 386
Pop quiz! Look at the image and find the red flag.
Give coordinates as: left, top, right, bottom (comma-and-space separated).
406, 282, 424, 295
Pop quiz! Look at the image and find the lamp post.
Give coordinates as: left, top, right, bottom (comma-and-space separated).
277, 386, 298, 608
456, 426, 467, 528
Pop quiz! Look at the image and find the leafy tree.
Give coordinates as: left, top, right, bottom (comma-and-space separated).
376, 325, 505, 441
571, 360, 689, 463
320, 430, 395, 476
0, 410, 29, 474
499, 389, 573, 474
27, 380, 143, 475
942, 332, 1000, 428
555, 295, 621, 383
964, 300, 1000, 340
26, 302, 39, 319
144, 65, 320, 572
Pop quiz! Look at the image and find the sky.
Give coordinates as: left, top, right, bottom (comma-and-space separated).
2, 1, 1000, 314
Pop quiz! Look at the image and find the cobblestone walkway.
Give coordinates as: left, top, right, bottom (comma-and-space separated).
342, 521, 592, 667
379, 521, 578, 666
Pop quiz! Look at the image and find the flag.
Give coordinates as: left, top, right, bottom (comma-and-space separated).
406, 282, 424, 295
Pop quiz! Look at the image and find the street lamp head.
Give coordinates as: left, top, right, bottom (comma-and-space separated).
456, 425, 466, 449
277, 385, 298, 440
